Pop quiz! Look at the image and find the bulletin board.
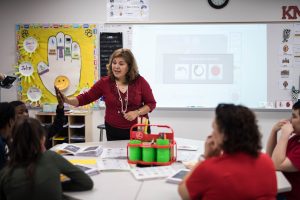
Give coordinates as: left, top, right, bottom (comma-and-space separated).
15, 24, 98, 107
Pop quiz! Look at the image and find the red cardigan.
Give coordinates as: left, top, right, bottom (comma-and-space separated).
77, 76, 156, 129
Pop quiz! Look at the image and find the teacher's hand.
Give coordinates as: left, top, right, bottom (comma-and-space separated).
54, 86, 68, 103
123, 110, 139, 121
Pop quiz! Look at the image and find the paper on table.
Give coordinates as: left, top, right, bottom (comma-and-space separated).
68, 159, 97, 165
177, 151, 200, 162
177, 145, 199, 151
100, 148, 127, 159
130, 166, 176, 180
97, 159, 131, 171
54, 143, 103, 157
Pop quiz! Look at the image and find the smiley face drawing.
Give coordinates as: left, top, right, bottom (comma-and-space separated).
54, 75, 70, 91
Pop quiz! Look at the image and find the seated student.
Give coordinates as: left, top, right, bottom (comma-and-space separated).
0, 117, 93, 200
9, 100, 29, 119
178, 103, 277, 200
266, 100, 300, 200
0, 102, 15, 170
10, 87, 66, 149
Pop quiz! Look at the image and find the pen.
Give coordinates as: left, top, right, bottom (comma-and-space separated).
137, 117, 142, 132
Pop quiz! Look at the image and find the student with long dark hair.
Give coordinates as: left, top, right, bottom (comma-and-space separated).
0, 102, 15, 170
178, 104, 277, 200
0, 118, 93, 200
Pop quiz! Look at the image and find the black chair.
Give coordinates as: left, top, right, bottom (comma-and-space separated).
97, 124, 106, 141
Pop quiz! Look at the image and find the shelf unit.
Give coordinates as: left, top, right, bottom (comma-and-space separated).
35, 111, 92, 146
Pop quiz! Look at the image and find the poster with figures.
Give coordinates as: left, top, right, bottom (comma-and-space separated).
107, 0, 149, 22
15, 24, 98, 107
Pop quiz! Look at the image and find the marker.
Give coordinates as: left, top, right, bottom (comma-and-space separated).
144, 118, 149, 134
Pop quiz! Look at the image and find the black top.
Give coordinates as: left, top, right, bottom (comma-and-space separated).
0, 150, 93, 200
0, 135, 7, 170
44, 106, 66, 149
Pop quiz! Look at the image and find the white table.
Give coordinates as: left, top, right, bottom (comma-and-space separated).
62, 138, 291, 200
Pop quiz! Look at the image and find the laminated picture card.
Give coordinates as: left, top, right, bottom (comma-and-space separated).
54, 143, 103, 157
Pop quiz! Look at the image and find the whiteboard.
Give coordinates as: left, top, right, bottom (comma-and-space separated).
104, 23, 300, 108
131, 24, 267, 108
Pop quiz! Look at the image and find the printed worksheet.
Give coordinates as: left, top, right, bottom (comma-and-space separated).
176, 151, 200, 162
97, 159, 131, 171
100, 148, 127, 159
131, 166, 176, 180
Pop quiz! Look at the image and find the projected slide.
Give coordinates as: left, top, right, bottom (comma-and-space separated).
132, 24, 267, 108
162, 54, 233, 84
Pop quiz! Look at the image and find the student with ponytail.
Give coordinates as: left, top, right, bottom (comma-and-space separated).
0, 117, 93, 200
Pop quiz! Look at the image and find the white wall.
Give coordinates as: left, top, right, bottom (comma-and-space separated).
86, 109, 290, 148
1, 0, 299, 147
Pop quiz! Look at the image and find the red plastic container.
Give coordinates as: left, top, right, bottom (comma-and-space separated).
127, 124, 177, 166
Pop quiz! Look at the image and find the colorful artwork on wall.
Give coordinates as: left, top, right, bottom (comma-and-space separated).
15, 24, 98, 107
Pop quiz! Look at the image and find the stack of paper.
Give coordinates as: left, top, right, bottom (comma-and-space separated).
70, 135, 85, 142
69, 124, 85, 128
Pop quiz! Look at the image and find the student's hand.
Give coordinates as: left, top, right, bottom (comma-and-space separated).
123, 110, 139, 121
281, 122, 294, 137
55, 86, 64, 109
204, 135, 221, 159
182, 160, 198, 170
272, 119, 289, 133
55, 86, 68, 104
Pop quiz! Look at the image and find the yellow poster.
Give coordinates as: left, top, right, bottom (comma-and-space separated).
16, 24, 98, 107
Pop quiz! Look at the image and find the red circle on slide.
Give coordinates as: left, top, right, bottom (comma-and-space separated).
283, 45, 289, 53
211, 65, 220, 76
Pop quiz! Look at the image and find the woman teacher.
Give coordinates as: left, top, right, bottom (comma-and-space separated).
56, 48, 156, 140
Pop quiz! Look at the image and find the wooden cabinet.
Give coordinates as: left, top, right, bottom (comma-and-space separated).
35, 111, 92, 146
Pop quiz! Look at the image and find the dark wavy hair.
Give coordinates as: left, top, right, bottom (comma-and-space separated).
7, 117, 46, 187
9, 100, 25, 108
0, 102, 15, 129
293, 100, 300, 114
215, 103, 262, 157
107, 48, 139, 83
